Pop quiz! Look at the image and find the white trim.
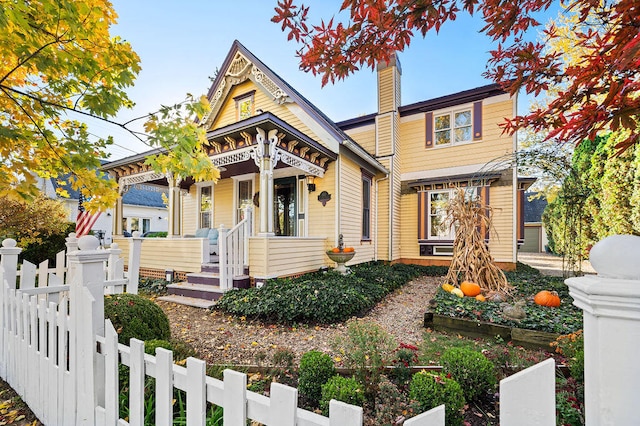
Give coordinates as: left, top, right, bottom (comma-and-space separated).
432, 107, 474, 147
344, 123, 375, 133
426, 189, 456, 241
399, 113, 423, 124
284, 103, 340, 152
197, 184, 214, 229
231, 174, 256, 226
512, 90, 519, 263
483, 92, 511, 106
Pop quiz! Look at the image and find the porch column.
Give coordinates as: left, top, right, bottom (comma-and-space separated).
167, 174, 182, 238
257, 128, 277, 235
113, 184, 124, 235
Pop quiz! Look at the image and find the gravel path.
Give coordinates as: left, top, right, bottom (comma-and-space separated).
156, 275, 440, 365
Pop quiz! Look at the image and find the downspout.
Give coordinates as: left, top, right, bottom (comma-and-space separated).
512, 91, 519, 264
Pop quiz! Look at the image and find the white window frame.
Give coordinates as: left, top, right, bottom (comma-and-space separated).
232, 173, 256, 226
427, 187, 478, 240
433, 105, 473, 147
196, 182, 214, 229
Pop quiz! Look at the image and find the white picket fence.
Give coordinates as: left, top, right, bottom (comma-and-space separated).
0, 234, 564, 425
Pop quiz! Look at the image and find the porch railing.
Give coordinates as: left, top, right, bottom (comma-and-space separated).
218, 207, 252, 290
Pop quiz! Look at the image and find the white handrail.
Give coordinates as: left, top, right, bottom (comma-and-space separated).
218, 207, 252, 290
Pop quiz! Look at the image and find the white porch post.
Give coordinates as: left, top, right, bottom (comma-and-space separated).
257, 128, 277, 235
167, 174, 182, 238
114, 189, 124, 235
566, 235, 640, 426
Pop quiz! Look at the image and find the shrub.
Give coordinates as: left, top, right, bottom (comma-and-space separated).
552, 330, 584, 382
374, 376, 411, 426
216, 262, 436, 324
138, 277, 168, 296
409, 371, 465, 426
298, 351, 335, 408
440, 347, 496, 402
104, 293, 170, 344
390, 343, 419, 389
20, 222, 75, 265
319, 375, 365, 416
333, 319, 396, 398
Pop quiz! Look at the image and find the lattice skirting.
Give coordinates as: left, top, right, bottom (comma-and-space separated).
127, 266, 188, 282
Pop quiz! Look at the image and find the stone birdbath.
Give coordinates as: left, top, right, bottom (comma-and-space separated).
326, 234, 355, 274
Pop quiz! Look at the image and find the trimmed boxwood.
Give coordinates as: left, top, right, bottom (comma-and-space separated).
410, 371, 465, 426
216, 262, 439, 324
298, 351, 335, 407
319, 376, 365, 416
104, 293, 170, 344
440, 347, 497, 401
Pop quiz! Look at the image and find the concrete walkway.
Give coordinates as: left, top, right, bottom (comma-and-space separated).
517, 252, 596, 277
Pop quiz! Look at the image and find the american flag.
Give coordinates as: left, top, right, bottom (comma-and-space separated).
76, 193, 101, 237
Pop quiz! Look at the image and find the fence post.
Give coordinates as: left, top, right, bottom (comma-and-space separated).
0, 239, 22, 289
66, 235, 110, 426
127, 231, 143, 294
218, 225, 228, 290
65, 232, 78, 252
566, 234, 640, 426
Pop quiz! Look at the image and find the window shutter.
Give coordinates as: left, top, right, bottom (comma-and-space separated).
425, 112, 433, 148
473, 101, 482, 141
418, 192, 428, 240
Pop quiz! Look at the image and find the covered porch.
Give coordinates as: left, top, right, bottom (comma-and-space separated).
103, 112, 339, 290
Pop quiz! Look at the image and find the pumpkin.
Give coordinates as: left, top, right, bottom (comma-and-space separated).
343, 247, 354, 253
451, 288, 464, 298
442, 283, 455, 293
460, 281, 481, 297
475, 294, 486, 302
534, 290, 561, 307
331, 247, 340, 253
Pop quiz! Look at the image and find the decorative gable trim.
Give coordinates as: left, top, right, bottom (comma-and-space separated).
202, 49, 292, 127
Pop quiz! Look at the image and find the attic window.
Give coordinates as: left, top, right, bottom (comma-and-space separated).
234, 91, 255, 120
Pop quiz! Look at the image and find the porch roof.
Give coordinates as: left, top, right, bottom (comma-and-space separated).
205, 111, 338, 162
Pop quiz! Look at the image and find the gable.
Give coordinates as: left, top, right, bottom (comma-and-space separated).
210, 79, 330, 151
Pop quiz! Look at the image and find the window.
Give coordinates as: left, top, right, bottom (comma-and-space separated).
236, 179, 253, 223
234, 91, 255, 120
362, 174, 372, 240
421, 187, 478, 241
199, 186, 213, 228
123, 217, 150, 233
434, 109, 472, 146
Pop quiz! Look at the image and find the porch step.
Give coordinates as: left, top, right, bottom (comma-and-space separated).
157, 294, 217, 309
200, 263, 250, 275
187, 272, 220, 286
166, 282, 226, 301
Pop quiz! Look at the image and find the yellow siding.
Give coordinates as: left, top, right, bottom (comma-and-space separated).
378, 67, 394, 113
399, 193, 420, 259
339, 155, 376, 264
213, 178, 234, 228
488, 184, 515, 262
307, 161, 336, 242
249, 236, 328, 278
113, 237, 205, 273
377, 114, 393, 156
391, 154, 402, 260
377, 158, 391, 260
400, 99, 514, 174
345, 127, 376, 156
182, 186, 198, 235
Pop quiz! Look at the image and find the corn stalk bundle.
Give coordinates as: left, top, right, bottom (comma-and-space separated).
444, 188, 511, 293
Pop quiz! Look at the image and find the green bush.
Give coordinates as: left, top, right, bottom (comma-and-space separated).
298, 351, 335, 408
374, 376, 411, 426
20, 222, 75, 265
440, 347, 496, 401
409, 371, 465, 426
216, 262, 436, 324
138, 277, 169, 296
104, 293, 170, 344
319, 375, 365, 416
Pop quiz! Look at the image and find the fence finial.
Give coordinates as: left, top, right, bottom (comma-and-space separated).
589, 234, 640, 280
1, 239, 16, 248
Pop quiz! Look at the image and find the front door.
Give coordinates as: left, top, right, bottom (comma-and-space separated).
274, 177, 297, 236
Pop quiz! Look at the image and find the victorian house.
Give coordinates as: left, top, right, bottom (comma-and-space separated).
102, 41, 529, 303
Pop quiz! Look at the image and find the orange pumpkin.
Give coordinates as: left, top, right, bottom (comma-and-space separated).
331, 247, 340, 253
343, 247, 355, 253
460, 281, 481, 297
475, 294, 486, 302
534, 290, 561, 307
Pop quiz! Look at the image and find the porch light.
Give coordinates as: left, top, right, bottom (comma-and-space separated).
306, 175, 316, 192
165, 269, 174, 283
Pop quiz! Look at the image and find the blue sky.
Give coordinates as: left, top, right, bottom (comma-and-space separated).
102, 1, 556, 159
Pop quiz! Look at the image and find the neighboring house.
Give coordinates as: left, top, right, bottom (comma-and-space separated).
102, 40, 532, 291
521, 192, 549, 253
37, 176, 168, 245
